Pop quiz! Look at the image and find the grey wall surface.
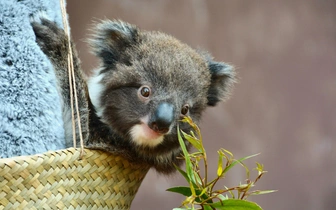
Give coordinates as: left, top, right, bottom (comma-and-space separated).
68, 1, 336, 209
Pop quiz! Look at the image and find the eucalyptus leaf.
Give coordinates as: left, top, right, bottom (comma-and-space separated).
174, 164, 190, 183
221, 148, 234, 157
216, 193, 229, 201
223, 153, 260, 174
207, 199, 262, 210
167, 186, 194, 196
177, 126, 197, 190
203, 205, 213, 210
250, 190, 278, 195
217, 151, 224, 176
181, 130, 202, 151
167, 186, 212, 203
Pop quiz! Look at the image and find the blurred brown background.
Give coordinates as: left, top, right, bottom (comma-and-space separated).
67, 1, 336, 209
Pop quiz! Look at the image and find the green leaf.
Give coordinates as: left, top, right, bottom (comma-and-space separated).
174, 165, 202, 189
249, 190, 278, 195
203, 205, 213, 210
189, 181, 196, 196
217, 151, 224, 176
220, 148, 234, 157
255, 162, 265, 175
167, 186, 194, 196
174, 164, 190, 183
194, 172, 203, 186
216, 193, 229, 201
200, 187, 208, 197
177, 125, 197, 191
225, 186, 235, 199
181, 130, 202, 151
167, 186, 212, 203
223, 153, 260, 174
233, 159, 251, 180
207, 199, 262, 210
181, 116, 198, 132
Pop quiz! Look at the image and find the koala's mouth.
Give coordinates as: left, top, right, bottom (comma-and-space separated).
139, 123, 164, 139
129, 122, 165, 147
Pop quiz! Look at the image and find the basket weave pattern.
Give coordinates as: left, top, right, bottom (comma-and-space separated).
0, 148, 149, 210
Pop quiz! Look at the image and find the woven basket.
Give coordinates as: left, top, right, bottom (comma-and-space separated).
0, 148, 149, 210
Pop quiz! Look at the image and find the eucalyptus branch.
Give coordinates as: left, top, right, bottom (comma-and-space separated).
168, 116, 275, 210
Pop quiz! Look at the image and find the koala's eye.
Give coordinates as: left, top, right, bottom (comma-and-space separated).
181, 104, 189, 115
139, 86, 151, 98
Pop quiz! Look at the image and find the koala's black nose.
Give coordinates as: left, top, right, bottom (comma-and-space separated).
149, 103, 174, 134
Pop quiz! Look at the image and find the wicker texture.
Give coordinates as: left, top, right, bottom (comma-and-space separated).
0, 148, 149, 210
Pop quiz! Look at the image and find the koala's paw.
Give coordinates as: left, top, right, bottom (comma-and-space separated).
31, 14, 68, 59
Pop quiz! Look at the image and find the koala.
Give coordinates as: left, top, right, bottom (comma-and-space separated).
31, 18, 235, 174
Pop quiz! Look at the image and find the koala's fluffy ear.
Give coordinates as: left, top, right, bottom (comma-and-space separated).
88, 20, 138, 66
207, 59, 236, 106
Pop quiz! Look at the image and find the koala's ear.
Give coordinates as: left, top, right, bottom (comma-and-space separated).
88, 20, 138, 66
207, 60, 236, 106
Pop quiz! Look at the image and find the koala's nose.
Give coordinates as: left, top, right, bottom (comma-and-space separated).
149, 102, 174, 134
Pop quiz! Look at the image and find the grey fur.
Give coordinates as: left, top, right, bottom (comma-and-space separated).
0, 0, 65, 158
31, 18, 235, 174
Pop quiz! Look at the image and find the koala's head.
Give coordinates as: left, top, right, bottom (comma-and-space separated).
88, 20, 235, 173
